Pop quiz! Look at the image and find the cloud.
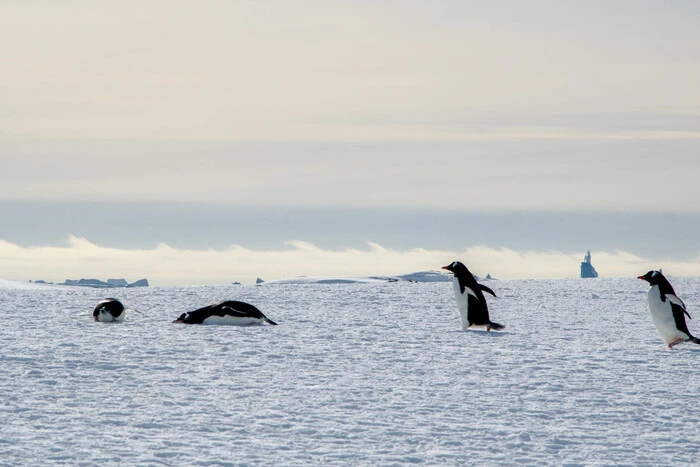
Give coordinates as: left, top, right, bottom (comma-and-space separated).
1, 2, 699, 142
0, 236, 696, 286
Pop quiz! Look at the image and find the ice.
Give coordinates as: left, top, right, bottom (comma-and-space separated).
581, 249, 599, 278
0, 278, 699, 465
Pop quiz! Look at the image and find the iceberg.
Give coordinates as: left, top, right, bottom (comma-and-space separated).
580, 250, 599, 278
61, 278, 149, 288
127, 279, 149, 288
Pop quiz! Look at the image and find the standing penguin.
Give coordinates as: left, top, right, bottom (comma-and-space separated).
638, 270, 700, 348
93, 298, 126, 323
442, 261, 504, 331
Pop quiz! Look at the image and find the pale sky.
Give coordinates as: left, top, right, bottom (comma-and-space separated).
1, 1, 700, 284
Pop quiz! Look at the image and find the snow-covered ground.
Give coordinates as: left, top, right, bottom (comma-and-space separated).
1, 278, 699, 465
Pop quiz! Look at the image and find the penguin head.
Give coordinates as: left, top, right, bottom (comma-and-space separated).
638, 270, 663, 284
173, 312, 188, 323
442, 261, 468, 275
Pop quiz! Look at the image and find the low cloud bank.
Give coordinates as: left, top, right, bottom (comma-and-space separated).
0, 236, 694, 286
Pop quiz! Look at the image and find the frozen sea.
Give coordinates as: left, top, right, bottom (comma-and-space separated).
1, 278, 700, 466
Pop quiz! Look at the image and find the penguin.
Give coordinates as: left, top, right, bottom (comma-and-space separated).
442, 261, 504, 331
173, 300, 278, 326
93, 298, 126, 323
638, 270, 700, 348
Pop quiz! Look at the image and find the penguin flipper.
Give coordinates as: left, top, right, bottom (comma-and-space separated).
479, 284, 497, 297
671, 303, 694, 336
665, 293, 688, 315
220, 306, 251, 318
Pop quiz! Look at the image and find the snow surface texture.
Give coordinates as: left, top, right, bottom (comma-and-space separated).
1, 278, 700, 465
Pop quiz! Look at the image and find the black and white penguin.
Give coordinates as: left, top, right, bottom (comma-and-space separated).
442, 261, 504, 331
638, 270, 700, 348
93, 298, 126, 323
173, 300, 278, 326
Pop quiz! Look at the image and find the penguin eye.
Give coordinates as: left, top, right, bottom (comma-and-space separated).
452, 262, 458, 268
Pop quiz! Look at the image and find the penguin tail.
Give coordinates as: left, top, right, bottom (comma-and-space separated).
263, 315, 278, 326
687, 336, 700, 345
487, 322, 505, 331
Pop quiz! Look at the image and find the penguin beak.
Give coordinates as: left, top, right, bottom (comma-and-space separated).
441, 265, 450, 271
173, 318, 183, 323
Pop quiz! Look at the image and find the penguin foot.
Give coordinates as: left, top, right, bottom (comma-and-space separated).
668, 338, 685, 349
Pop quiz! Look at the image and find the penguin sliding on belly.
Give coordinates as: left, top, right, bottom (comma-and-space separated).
93, 298, 126, 323
442, 261, 504, 331
173, 300, 278, 326
638, 270, 700, 348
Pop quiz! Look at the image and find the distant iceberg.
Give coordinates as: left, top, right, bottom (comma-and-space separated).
61, 278, 149, 288
260, 270, 452, 285
580, 250, 599, 278
127, 279, 149, 288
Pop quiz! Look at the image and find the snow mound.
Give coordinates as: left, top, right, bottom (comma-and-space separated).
261, 270, 451, 285
261, 275, 395, 285
396, 270, 452, 282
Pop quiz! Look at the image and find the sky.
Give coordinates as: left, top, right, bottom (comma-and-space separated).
1, 1, 700, 285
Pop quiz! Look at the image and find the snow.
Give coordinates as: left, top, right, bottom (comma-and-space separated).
1, 277, 700, 465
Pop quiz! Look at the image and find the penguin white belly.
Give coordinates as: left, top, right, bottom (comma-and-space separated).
95, 310, 125, 323
452, 277, 471, 330
647, 286, 688, 343
201, 315, 261, 326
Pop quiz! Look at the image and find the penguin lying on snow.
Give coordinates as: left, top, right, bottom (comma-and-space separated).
638, 270, 700, 348
442, 261, 504, 331
93, 298, 126, 323
174, 300, 278, 326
